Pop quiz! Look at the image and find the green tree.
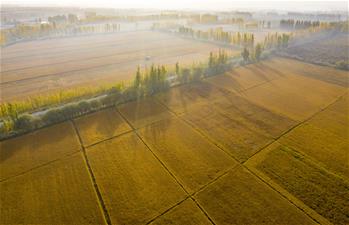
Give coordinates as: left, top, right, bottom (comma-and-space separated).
241, 48, 250, 62
175, 62, 180, 75
134, 65, 142, 89
208, 52, 215, 68
180, 68, 191, 83
14, 114, 35, 131
255, 44, 263, 61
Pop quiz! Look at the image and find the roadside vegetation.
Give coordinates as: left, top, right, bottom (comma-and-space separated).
0, 49, 234, 139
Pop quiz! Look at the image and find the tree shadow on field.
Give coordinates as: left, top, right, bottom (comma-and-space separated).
225, 70, 249, 92
253, 61, 287, 79
140, 115, 173, 146
0, 122, 76, 179
93, 108, 126, 142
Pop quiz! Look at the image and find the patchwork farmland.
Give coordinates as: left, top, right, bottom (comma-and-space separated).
1, 30, 236, 101
1, 57, 348, 225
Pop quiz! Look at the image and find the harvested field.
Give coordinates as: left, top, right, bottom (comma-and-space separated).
0, 122, 80, 180
138, 118, 237, 193
1, 30, 236, 101
0, 153, 105, 224
149, 199, 212, 225
194, 166, 317, 225
74, 108, 131, 146
278, 123, 349, 178
118, 98, 173, 128
252, 144, 349, 225
86, 132, 187, 225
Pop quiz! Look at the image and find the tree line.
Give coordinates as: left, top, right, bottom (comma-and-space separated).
0, 49, 231, 138
177, 26, 255, 47
0, 23, 121, 46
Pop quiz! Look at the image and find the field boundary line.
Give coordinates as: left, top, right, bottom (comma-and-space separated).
153, 89, 346, 225
0, 150, 80, 183
241, 93, 349, 225
116, 107, 218, 225
154, 97, 242, 163
71, 120, 112, 225
84, 129, 134, 149
245, 91, 348, 164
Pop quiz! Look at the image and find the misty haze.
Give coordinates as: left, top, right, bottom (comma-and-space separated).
0, 1, 348, 225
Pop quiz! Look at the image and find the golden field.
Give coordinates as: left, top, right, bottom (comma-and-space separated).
86, 132, 187, 225
246, 143, 349, 225
0, 153, 106, 224
1, 57, 348, 224
74, 108, 132, 146
138, 117, 237, 193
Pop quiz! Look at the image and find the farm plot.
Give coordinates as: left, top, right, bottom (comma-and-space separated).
155, 81, 228, 115
307, 94, 349, 139
181, 103, 271, 162
248, 143, 349, 225
1, 30, 234, 101
206, 61, 282, 93
264, 57, 349, 87
138, 117, 237, 193
278, 123, 349, 178
0, 122, 80, 180
194, 166, 317, 225
285, 32, 349, 69
74, 108, 131, 147
239, 59, 346, 121
155, 84, 210, 115
149, 199, 212, 225
0, 153, 105, 225
217, 92, 297, 137
86, 132, 187, 225
118, 98, 173, 128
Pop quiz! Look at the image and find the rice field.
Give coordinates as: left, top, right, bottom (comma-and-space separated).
1, 57, 348, 224
86, 132, 187, 225
0, 153, 106, 224
74, 108, 131, 146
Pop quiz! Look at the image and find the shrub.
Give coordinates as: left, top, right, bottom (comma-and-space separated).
78, 101, 90, 113
90, 99, 102, 110
61, 104, 79, 118
42, 109, 64, 124
335, 60, 348, 70
14, 114, 35, 131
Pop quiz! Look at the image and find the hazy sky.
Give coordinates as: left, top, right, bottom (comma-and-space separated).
2, 0, 347, 11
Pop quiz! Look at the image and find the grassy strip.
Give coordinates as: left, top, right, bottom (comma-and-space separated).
0, 50, 242, 140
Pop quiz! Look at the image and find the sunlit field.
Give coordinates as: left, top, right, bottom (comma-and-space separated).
1, 1, 348, 224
